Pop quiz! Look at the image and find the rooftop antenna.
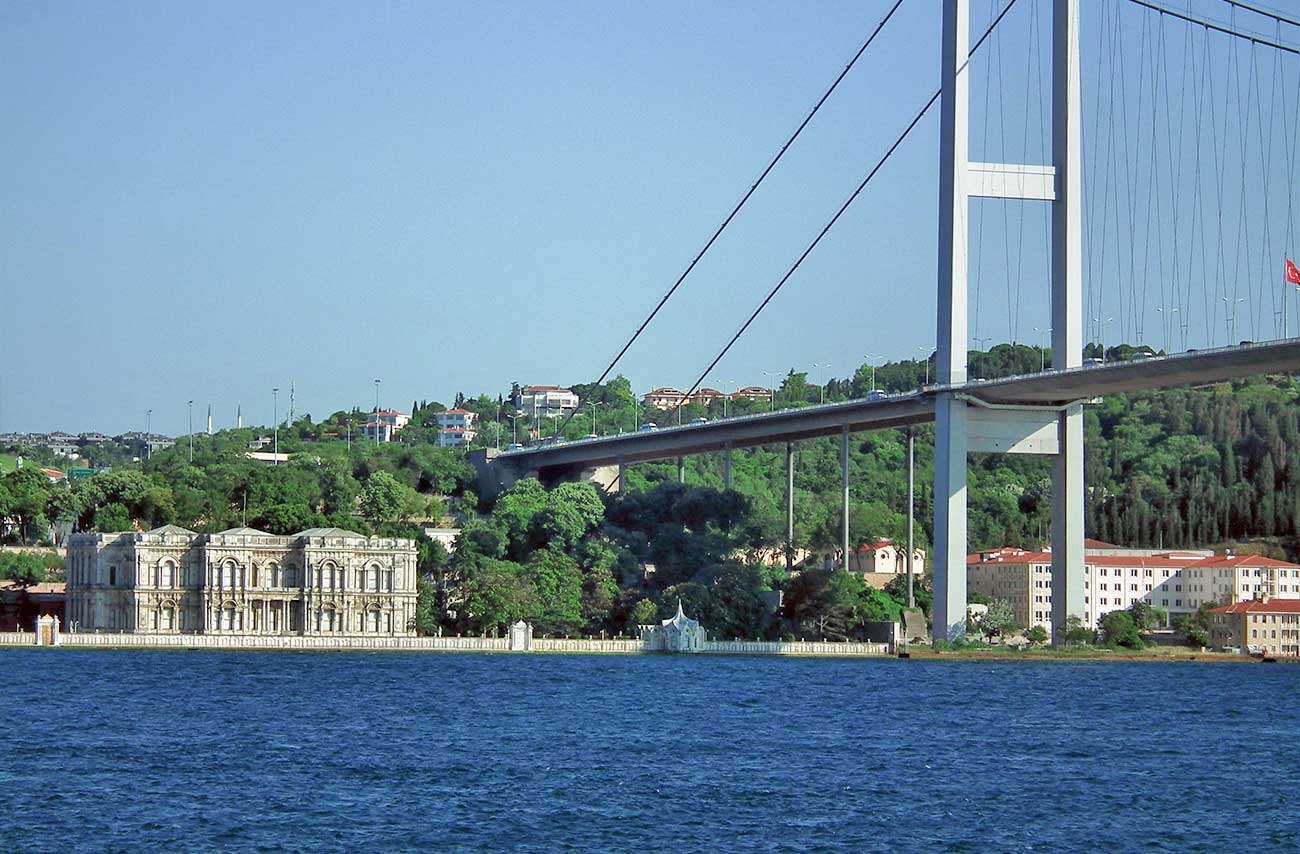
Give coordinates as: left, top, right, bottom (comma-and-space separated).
236, 402, 242, 430
206, 403, 213, 436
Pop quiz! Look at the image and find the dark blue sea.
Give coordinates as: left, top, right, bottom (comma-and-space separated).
3, 651, 1297, 852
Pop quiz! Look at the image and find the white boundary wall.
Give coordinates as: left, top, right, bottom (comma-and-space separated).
0, 631, 890, 657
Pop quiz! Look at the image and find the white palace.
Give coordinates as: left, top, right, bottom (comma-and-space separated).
65, 525, 418, 637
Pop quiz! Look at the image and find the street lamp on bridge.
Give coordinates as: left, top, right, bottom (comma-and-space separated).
1032, 326, 1052, 372
1092, 318, 1114, 362
862, 353, 884, 394
813, 363, 831, 404
1222, 297, 1245, 344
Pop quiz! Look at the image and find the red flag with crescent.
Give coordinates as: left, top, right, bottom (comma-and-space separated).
1287, 258, 1300, 286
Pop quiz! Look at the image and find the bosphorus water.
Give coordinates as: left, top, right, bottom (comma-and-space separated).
4, 650, 1297, 852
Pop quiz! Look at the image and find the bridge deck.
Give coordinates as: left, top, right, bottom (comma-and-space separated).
499, 338, 1300, 471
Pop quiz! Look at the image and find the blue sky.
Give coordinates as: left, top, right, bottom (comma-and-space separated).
2, 0, 1296, 434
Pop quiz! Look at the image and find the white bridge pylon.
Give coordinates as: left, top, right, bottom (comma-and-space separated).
932, 0, 1085, 642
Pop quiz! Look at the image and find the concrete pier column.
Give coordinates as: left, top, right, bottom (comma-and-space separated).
933, 395, 969, 642
933, 0, 970, 642
906, 427, 916, 609
1050, 0, 1085, 643
840, 426, 850, 572
677, 457, 685, 484
723, 442, 732, 490
785, 442, 795, 571
617, 456, 627, 493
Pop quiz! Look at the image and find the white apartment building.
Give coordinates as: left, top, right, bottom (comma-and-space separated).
517, 386, 579, 418
967, 544, 1300, 632
360, 410, 410, 443
436, 409, 478, 448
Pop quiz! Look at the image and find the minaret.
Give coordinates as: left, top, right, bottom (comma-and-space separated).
206, 404, 213, 435
289, 382, 295, 425
236, 403, 242, 429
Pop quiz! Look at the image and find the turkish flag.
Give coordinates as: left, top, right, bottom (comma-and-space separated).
1287, 258, 1300, 286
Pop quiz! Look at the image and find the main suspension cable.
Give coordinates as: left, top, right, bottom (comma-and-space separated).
554, 0, 906, 437
674, 0, 1023, 412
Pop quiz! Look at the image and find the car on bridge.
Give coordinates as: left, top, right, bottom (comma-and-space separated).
638, 423, 659, 432
690, 417, 708, 424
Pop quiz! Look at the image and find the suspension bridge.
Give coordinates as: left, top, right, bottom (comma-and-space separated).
473, 0, 1300, 642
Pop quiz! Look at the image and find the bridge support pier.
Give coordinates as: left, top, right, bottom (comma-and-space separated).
905, 427, 915, 609
618, 456, 627, 493
723, 442, 732, 490
786, 442, 795, 572
677, 457, 685, 484
931, 0, 1085, 643
840, 426, 850, 572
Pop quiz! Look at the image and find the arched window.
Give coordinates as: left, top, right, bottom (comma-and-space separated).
221, 601, 237, 631
368, 606, 382, 634
250, 563, 259, 588
160, 601, 177, 631
267, 562, 280, 588
221, 560, 239, 588
160, 561, 175, 589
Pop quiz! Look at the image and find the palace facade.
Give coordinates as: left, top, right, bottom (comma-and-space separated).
65, 525, 417, 636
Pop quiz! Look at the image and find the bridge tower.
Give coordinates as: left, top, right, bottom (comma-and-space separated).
933, 0, 1085, 641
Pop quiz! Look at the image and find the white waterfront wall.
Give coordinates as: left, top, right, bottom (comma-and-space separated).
0, 631, 890, 657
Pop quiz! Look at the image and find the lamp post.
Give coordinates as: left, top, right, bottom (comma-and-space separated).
187, 401, 193, 463
914, 346, 931, 385
1031, 326, 1051, 371
1222, 297, 1245, 344
508, 411, 522, 445
862, 353, 884, 394
589, 401, 601, 436
373, 379, 381, 446
272, 388, 279, 464
1092, 317, 1114, 362
813, 363, 831, 405
713, 378, 734, 418
762, 371, 781, 412
1155, 307, 1178, 352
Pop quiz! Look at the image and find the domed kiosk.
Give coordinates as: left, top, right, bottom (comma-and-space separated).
641, 601, 705, 653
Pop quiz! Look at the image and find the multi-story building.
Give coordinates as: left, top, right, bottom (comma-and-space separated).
65, 525, 417, 636
518, 386, 579, 418
644, 388, 688, 410
436, 409, 478, 448
967, 543, 1300, 632
1208, 597, 1300, 656
642, 386, 771, 411
360, 410, 410, 443
843, 540, 926, 586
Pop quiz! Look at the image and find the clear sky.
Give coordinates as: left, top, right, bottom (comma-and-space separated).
2, 0, 1296, 435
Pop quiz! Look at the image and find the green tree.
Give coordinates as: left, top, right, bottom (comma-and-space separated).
92, 503, 133, 533
1024, 625, 1049, 646
1061, 614, 1094, 645
977, 599, 1018, 643
1099, 610, 1143, 648
627, 597, 659, 629
358, 471, 406, 526
524, 548, 584, 636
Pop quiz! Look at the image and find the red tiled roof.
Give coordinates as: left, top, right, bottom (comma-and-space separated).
1083, 538, 1120, 548
1210, 599, 1300, 614
1189, 555, 1300, 569
374, 410, 406, 417
441, 409, 474, 415
524, 386, 568, 392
